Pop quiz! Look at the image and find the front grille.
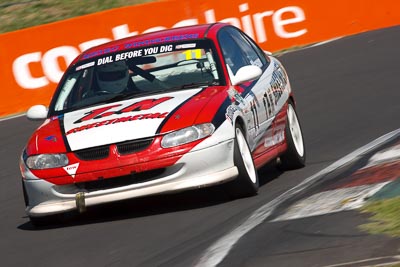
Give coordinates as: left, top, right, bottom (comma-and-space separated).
73, 138, 153, 161
75, 168, 166, 192
116, 138, 153, 155
74, 145, 109, 160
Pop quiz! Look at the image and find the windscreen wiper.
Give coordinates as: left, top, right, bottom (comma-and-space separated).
172, 80, 219, 90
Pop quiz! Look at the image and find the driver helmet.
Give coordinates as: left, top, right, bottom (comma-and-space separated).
96, 61, 129, 93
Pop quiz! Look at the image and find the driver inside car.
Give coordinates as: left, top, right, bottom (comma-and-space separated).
81, 60, 131, 99
96, 60, 130, 94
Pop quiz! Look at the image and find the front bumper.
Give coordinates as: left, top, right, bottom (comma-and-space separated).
23, 139, 237, 217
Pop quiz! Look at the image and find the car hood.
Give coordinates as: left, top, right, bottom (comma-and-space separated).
54, 87, 227, 151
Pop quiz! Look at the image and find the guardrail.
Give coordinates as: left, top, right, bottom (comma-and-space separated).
0, 0, 399, 117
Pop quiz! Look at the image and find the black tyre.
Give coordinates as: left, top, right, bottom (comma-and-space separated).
226, 124, 259, 198
278, 102, 306, 170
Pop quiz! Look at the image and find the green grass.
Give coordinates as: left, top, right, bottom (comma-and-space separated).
0, 0, 154, 34
359, 197, 400, 237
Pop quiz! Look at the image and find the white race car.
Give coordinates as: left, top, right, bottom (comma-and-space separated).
20, 23, 305, 225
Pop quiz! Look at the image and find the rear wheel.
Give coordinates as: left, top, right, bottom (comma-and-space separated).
226, 124, 259, 198
278, 102, 306, 170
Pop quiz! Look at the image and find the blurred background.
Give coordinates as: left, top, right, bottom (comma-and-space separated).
0, 0, 154, 34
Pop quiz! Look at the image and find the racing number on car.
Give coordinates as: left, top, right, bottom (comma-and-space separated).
250, 99, 260, 132
182, 49, 202, 60
262, 88, 275, 118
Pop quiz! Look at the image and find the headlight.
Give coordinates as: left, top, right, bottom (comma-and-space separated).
161, 123, 215, 148
26, 154, 69, 169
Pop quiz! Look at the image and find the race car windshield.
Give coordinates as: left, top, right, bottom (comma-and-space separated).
97, 70, 127, 81
51, 40, 223, 113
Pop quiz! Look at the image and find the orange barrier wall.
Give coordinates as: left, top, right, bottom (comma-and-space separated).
0, 0, 399, 117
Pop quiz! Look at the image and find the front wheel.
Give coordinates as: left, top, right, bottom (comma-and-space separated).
226, 124, 259, 198
278, 102, 306, 170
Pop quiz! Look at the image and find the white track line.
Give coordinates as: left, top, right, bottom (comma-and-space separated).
195, 128, 400, 267
322, 255, 400, 267
310, 37, 343, 48
0, 113, 25, 122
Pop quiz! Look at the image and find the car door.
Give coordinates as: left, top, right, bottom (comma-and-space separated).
218, 26, 275, 158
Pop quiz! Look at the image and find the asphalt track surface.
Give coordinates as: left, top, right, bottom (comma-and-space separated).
1, 25, 400, 267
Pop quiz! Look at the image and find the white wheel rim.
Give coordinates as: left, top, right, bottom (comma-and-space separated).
287, 104, 304, 157
236, 128, 257, 183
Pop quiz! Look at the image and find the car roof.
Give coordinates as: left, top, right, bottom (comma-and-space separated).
74, 23, 228, 65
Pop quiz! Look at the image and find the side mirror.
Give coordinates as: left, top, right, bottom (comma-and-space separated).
26, 105, 48, 121
228, 65, 262, 86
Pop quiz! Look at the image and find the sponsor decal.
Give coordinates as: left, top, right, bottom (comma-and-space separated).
123, 34, 200, 49
75, 61, 95, 71
227, 87, 246, 106
82, 46, 120, 60
97, 56, 114, 65
176, 43, 197, 49
264, 128, 285, 147
50, 115, 62, 121
44, 135, 57, 142
225, 104, 240, 123
115, 50, 143, 61
73, 97, 172, 124
82, 34, 199, 60
270, 62, 287, 103
65, 97, 173, 135
63, 163, 79, 178
225, 87, 246, 124
95, 44, 175, 66
66, 112, 169, 135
